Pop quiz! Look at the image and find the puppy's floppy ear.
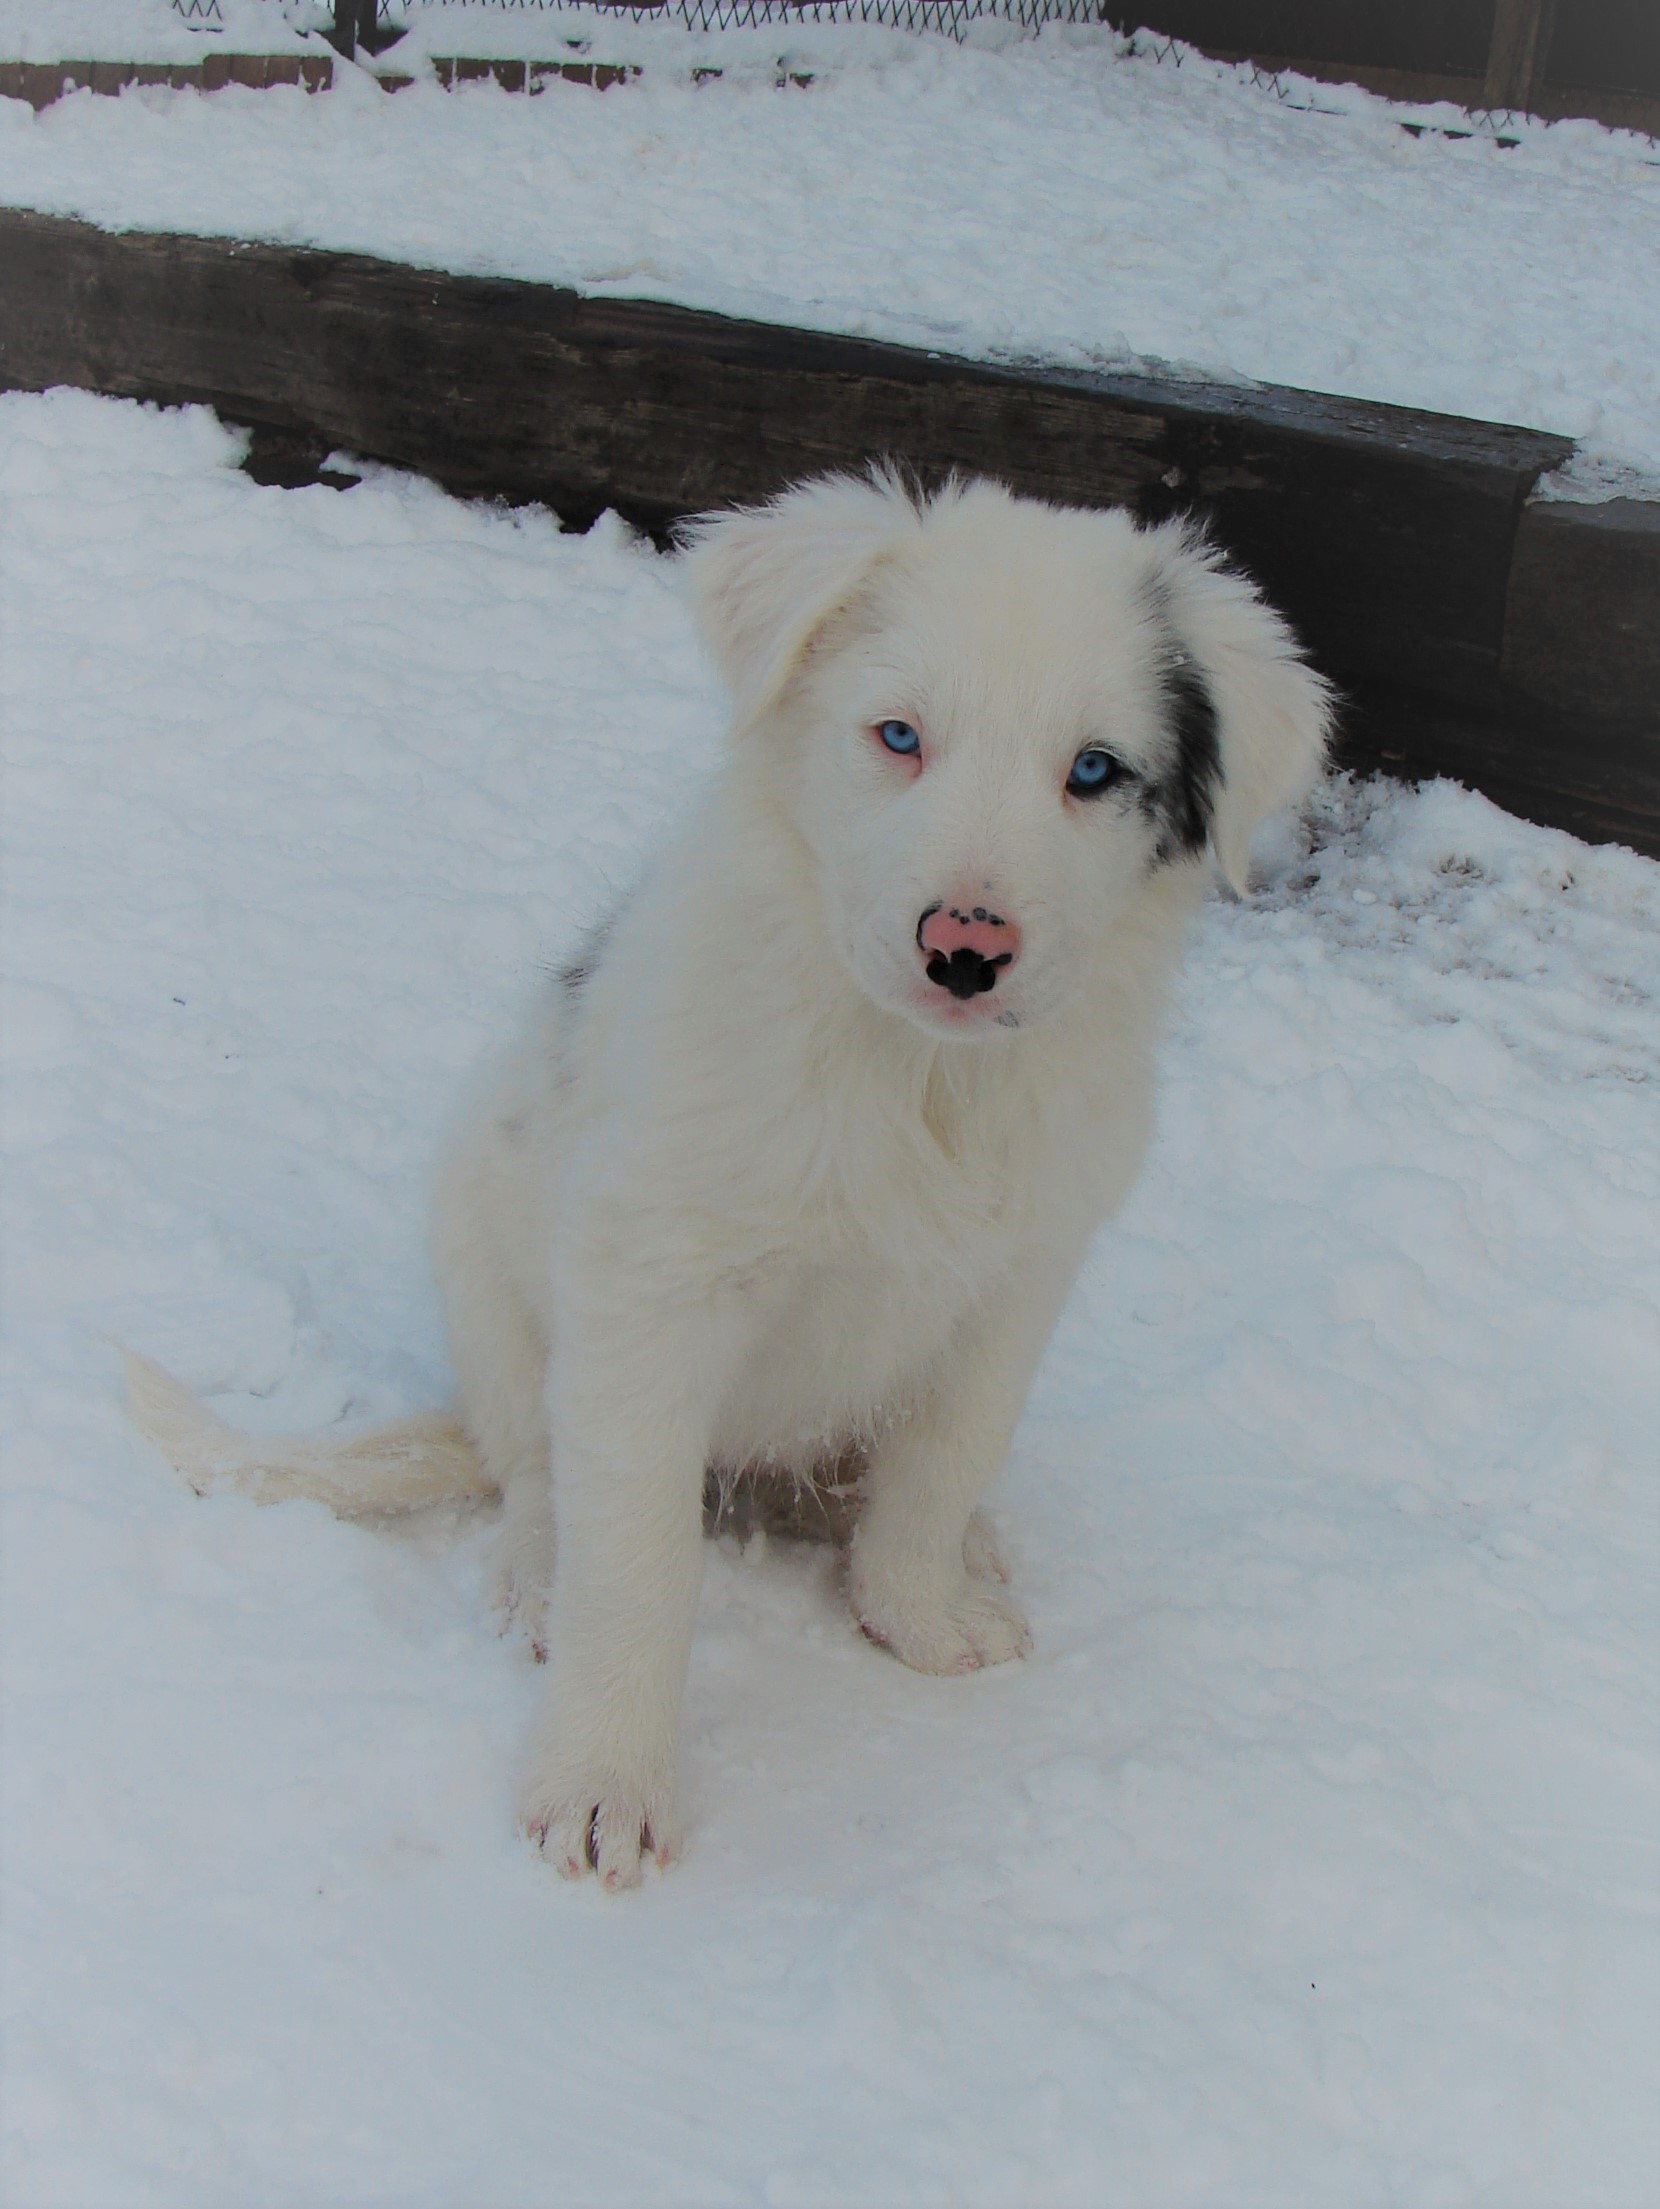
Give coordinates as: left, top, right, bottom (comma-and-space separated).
678, 469, 922, 732
1141, 522, 1334, 892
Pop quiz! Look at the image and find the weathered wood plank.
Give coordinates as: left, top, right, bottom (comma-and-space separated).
1478, 495, 1660, 850
1504, 497, 1660, 723
1337, 684, 1659, 855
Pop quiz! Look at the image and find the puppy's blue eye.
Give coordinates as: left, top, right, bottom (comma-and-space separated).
1066, 747, 1123, 798
877, 720, 921, 757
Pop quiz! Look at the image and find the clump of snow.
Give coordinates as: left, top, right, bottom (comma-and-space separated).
2, 390, 1657, 2205
2, 20, 1658, 479
1536, 446, 1660, 504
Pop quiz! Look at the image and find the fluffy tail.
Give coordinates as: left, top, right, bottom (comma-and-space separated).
124, 1350, 498, 1518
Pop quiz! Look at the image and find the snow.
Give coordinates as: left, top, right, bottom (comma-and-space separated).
3, 10, 1660, 486
3, 387, 1657, 2205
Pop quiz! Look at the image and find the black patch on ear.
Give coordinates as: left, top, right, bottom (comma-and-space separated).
1159, 645, 1221, 861
1142, 574, 1222, 864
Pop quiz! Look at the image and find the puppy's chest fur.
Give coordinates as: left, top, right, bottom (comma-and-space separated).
694, 1059, 1075, 1472
709, 1202, 1012, 1472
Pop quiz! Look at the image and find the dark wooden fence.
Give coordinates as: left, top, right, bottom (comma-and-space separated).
1108, 2, 1659, 133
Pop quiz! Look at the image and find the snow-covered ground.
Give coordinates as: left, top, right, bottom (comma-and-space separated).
3, 389, 1657, 2205
3, 5, 1660, 492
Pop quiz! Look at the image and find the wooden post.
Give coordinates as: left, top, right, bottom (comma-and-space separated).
330, 2, 396, 62
1484, 0, 1558, 111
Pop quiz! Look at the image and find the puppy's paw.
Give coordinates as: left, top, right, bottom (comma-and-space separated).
852, 1565, 1032, 1676
521, 1787, 680, 1889
519, 1729, 680, 1890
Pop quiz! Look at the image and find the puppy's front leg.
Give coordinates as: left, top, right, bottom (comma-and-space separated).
851, 1270, 1074, 1675
521, 1288, 740, 1888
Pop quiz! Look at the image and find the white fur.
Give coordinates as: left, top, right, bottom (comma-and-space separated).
130, 472, 1331, 1888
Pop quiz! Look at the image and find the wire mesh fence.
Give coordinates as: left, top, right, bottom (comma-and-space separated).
308, 0, 1113, 48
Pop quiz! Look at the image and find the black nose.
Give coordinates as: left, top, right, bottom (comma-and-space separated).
926, 946, 1006, 999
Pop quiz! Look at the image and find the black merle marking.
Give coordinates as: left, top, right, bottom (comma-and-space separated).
553, 902, 624, 1002
916, 901, 1008, 951
1142, 577, 1222, 865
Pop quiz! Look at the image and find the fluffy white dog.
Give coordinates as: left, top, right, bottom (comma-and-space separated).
130, 470, 1331, 1887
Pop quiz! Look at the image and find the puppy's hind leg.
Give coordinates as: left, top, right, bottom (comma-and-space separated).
432, 1116, 558, 1657
448, 1288, 555, 1657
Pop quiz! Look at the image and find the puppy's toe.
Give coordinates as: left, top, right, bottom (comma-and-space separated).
854, 1570, 1032, 1675
530, 1801, 602, 1881
962, 1509, 1009, 1584
938, 1579, 1032, 1670
592, 1797, 680, 1889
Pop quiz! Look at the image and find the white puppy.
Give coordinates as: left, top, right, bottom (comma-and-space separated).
130, 471, 1331, 1888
